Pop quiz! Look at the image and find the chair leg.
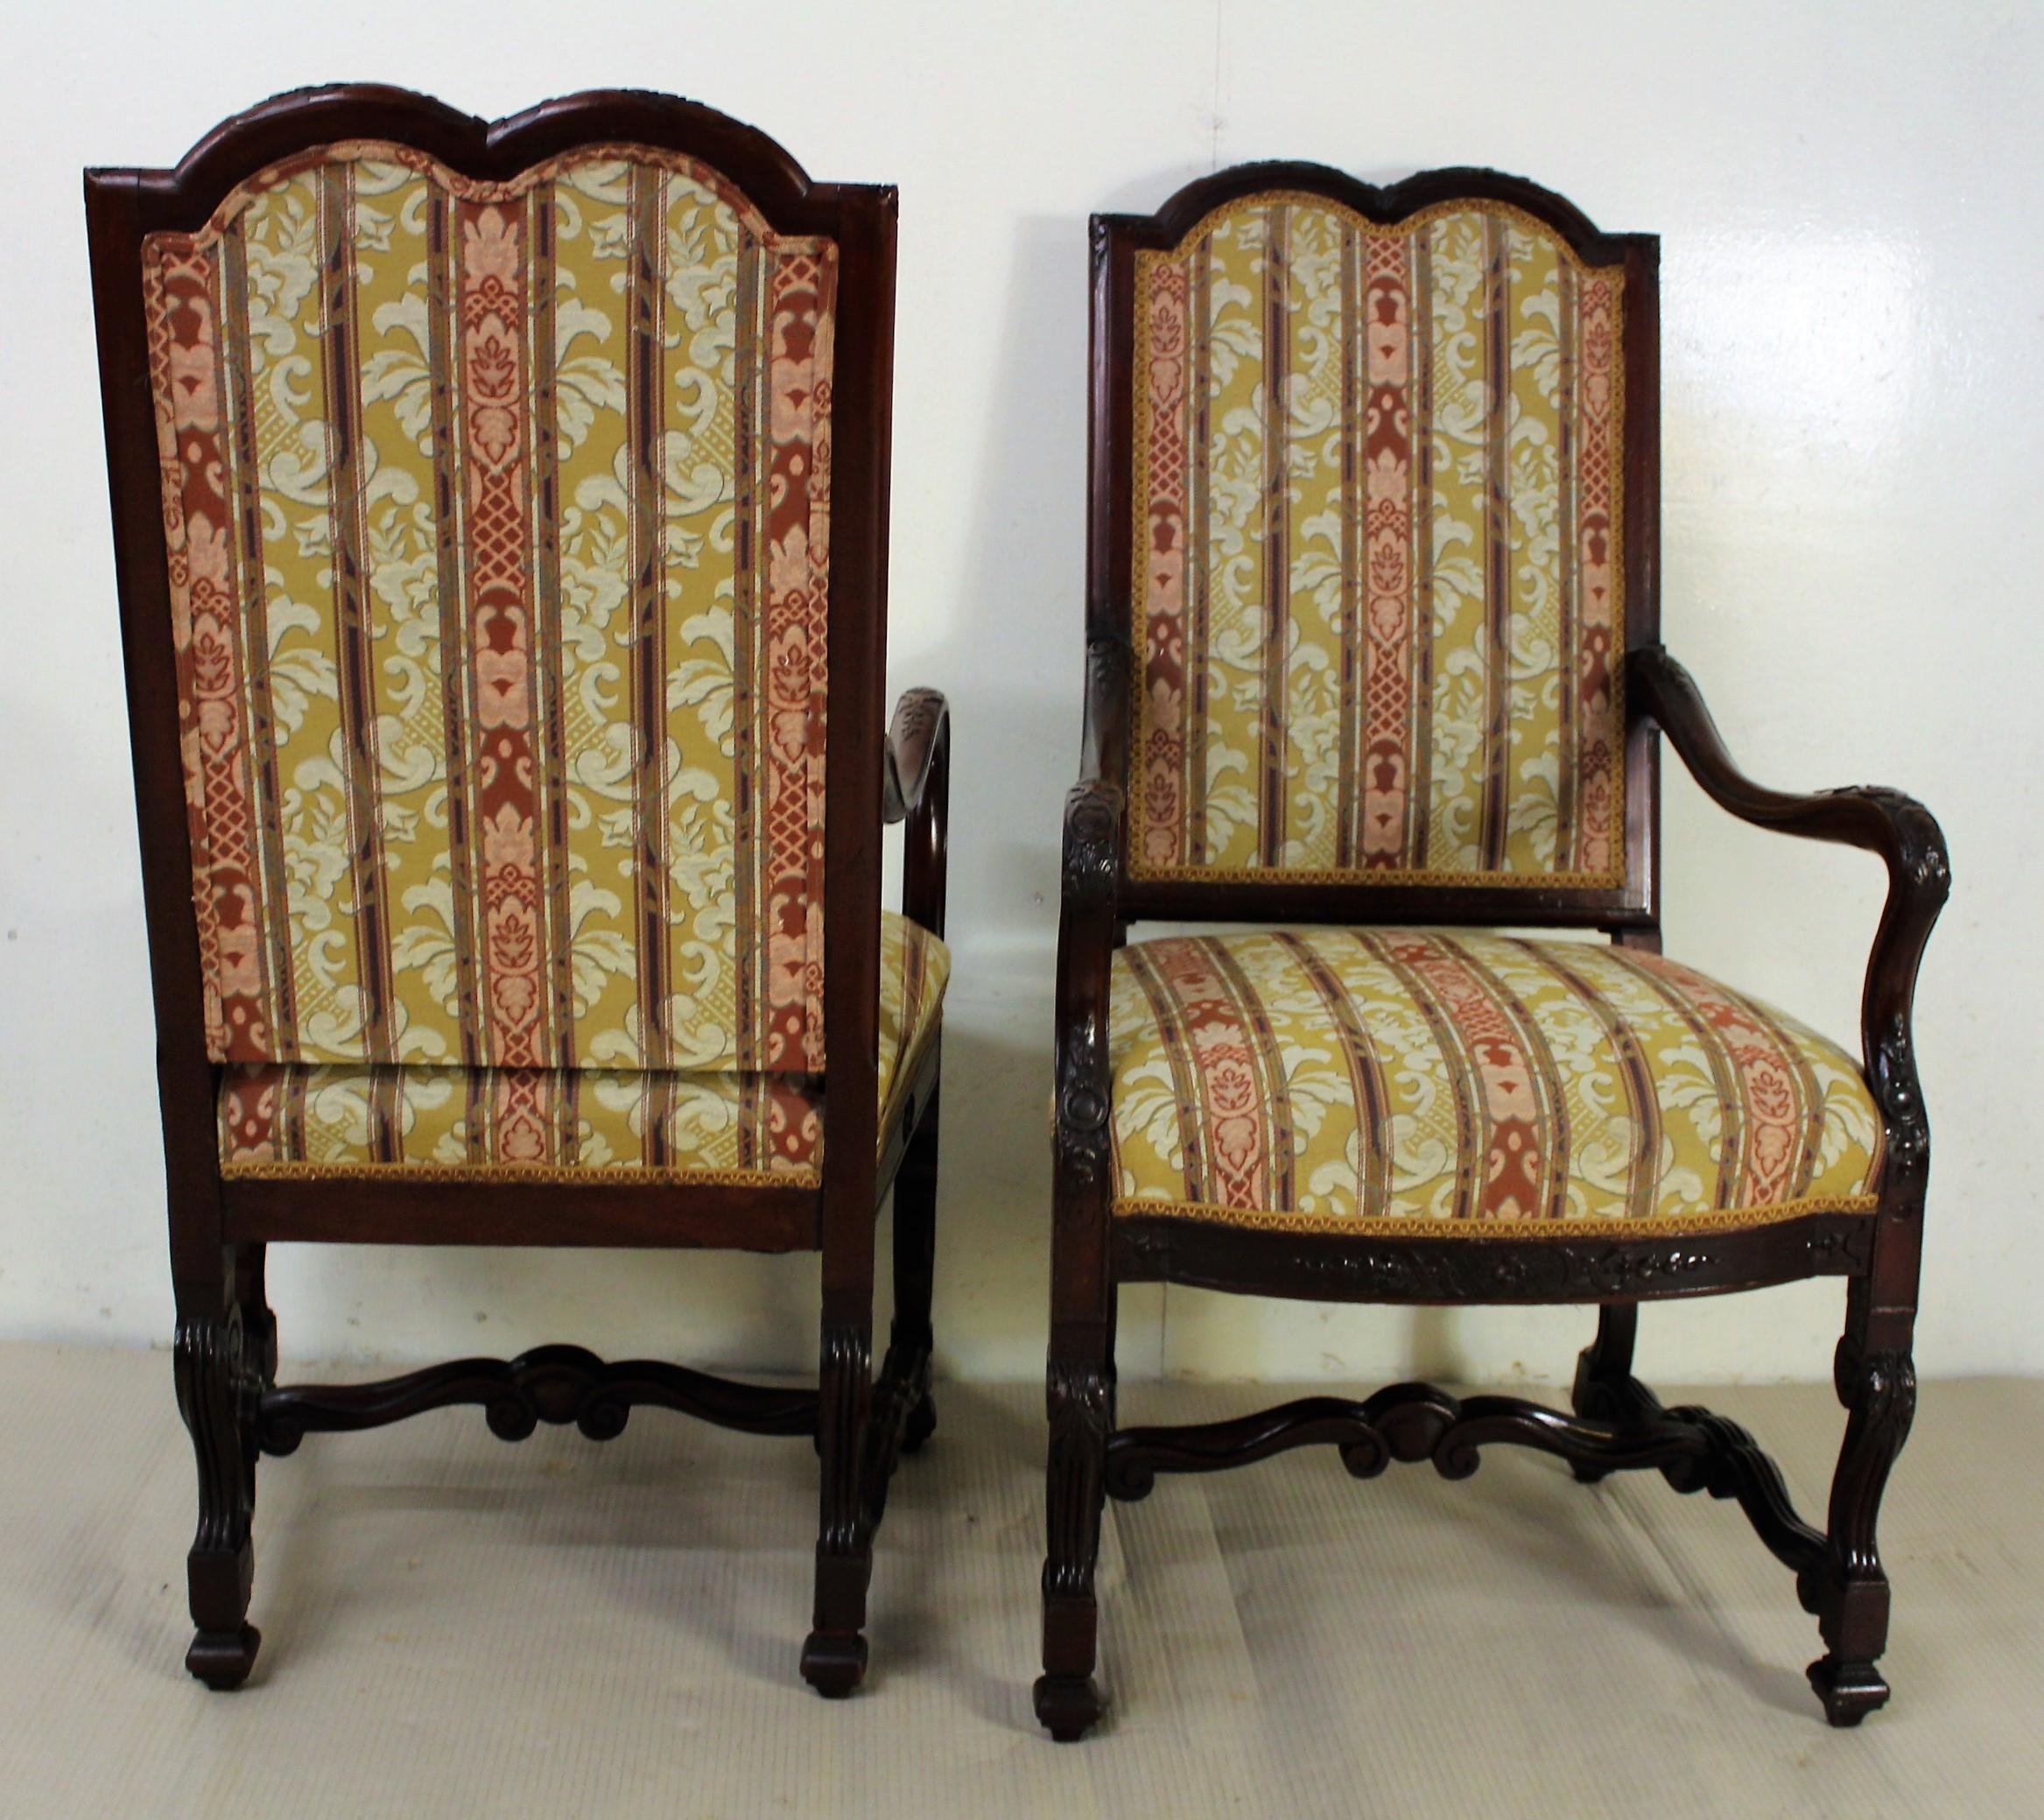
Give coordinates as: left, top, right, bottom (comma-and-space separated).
173, 1274, 261, 1690
801, 1319, 874, 1697
234, 1243, 278, 1391
1570, 1302, 1642, 1483
1034, 1330, 1113, 1742
1804, 1292, 1916, 1727
885, 1085, 939, 1455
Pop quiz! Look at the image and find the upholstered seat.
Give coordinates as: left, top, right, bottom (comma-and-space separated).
1107, 929, 1879, 1233
220, 912, 948, 1181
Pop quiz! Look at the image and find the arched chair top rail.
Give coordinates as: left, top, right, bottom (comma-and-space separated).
1100, 161, 1650, 268
88, 83, 872, 239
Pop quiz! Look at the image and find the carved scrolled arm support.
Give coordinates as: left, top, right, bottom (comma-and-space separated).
1627, 647, 1949, 1201
883, 686, 949, 939
1055, 777, 1124, 1214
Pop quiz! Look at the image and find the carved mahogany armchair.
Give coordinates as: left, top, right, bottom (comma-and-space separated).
1039, 164, 1947, 1739
86, 85, 949, 1697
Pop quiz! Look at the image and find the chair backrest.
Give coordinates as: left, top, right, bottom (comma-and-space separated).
130, 114, 861, 1074
1098, 165, 1659, 922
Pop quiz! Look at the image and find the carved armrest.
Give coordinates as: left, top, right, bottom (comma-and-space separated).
883, 687, 949, 939
883, 687, 947, 823
1627, 646, 1949, 1177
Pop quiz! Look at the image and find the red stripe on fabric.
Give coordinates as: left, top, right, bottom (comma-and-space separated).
456, 192, 545, 1068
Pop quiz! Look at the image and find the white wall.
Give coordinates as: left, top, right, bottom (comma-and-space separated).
3, 0, 2036, 1387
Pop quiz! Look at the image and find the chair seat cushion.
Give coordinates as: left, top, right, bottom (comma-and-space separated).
1107, 929, 1882, 1233
219, 914, 948, 1184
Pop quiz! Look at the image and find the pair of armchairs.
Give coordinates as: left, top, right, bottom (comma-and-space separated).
87, 87, 1945, 1738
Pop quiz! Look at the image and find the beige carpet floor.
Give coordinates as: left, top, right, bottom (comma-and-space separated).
0, 1342, 2038, 1816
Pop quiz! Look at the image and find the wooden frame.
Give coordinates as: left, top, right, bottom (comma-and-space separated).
1039, 162, 1949, 1739
85, 85, 947, 1698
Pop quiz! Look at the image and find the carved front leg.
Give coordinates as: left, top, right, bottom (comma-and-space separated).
1035, 1356, 1112, 1741
174, 1309, 261, 1690
802, 1322, 874, 1697
1806, 1336, 1916, 1725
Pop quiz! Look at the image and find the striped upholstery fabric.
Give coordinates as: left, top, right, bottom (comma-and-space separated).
1131, 194, 1625, 884
1106, 931, 1881, 1233
143, 141, 835, 1073
218, 912, 947, 1184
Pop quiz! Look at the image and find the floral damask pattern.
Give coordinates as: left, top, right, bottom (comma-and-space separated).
1107, 930, 1882, 1232
143, 142, 835, 1073
218, 910, 947, 1182
1131, 195, 1624, 883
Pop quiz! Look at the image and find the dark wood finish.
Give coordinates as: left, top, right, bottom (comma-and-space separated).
1106, 1382, 1830, 1584
1041, 164, 1949, 1739
1113, 1207, 1874, 1304
85, 85, 945, 1697
260, 1346, 818, 1451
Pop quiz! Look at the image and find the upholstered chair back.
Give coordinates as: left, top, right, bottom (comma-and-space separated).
144, 141, 836, 1072
1128, 192, 1626, 886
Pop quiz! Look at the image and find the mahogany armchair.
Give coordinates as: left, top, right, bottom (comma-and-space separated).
86, 85, 949, 1697
1039, 165, 1948, 1739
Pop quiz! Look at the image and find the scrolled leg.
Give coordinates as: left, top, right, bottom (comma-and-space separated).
1035, 1350, 1112, 1742
1806, 1330, 1916, 1725
802, 1321, 874, 1697
174, 1302, 261, 1690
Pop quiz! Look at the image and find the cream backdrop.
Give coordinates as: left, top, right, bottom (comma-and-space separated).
2, 0, 2035, 1386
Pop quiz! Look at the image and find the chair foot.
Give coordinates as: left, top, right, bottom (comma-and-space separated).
1034, 1672, 1106, 1742
901, 1393, 937, 1456
186, 1624, 260, 1691
800, 1628, 868, 1698
1808, 1655, 1890, 1727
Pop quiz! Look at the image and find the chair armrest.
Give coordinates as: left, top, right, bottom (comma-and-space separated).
1628, 645, 1950, 1176
883, 687, 947, 823
883, 687, 948, 938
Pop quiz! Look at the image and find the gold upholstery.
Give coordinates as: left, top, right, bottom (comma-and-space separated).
1107, 929, 1879, 1233
145, 141, 836, 1073
220, 913, 947, 1183
1130, 195, 1624, 884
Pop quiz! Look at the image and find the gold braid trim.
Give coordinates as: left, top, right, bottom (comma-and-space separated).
221, 1159, 819, 1189
1110, 1193, 1881, 1240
